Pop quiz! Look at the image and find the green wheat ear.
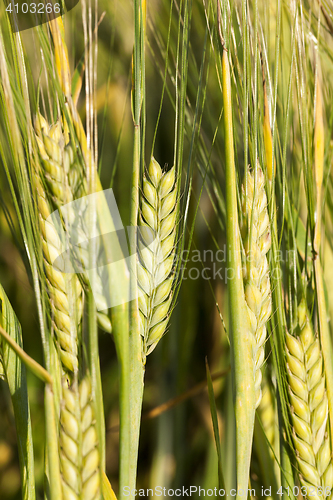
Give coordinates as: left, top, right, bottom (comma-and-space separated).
137, 157, 178, 358
286, 300, 333, 496
242, 164, 272, 408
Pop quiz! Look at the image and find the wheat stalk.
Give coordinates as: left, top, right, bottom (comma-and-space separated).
137, 157, 178, 358
241, 164, 272, 408
35, 113, 112, 335
60, 376, 100, 499
286, 300, 333, 495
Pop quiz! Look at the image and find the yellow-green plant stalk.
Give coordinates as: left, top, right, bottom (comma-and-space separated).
313, 75, 324, 256
34, 113, 112, 335
242, 165, 272, 408
60, 376, 101, 499
312, 72, 333, 454
262, 64, 275, 184
222, 47, 255, 499
138, 158, 178, 358
286, 301, 333, 497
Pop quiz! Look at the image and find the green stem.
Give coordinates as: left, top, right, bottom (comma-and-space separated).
127, 124, 145, 498
121, 1, 146, 497
128, 335, 144, 493
222, 48, 255, 500
88, 291, 106, 471
45, 384, 63, 500
94, 178, 131, 497
0, 325, 52, 385
111, 303, 130, 498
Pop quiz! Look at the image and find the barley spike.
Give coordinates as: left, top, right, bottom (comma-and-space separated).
138, 158, 178, 357
35, 113, 112, 335
60, 376, 101, 499
286, 300, 333, 497
242, 164, 272, 408
34, 116, 82, 372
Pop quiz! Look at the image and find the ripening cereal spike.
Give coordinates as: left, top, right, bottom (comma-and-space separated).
34, 115, 83, 373
34, 113, 112, 335
241, 164, 272, 408
137, 159, 178, 357
60, 376, 101, 499
286, 301, 333, 494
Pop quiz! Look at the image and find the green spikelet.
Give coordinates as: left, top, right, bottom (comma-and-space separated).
286, 300, 333, 497
138, 158, 178, 357
242, 165, 272, 408
60, 376, 101, 500
35, 113, 112, 335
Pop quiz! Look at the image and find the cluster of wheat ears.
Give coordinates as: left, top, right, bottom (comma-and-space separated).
0, 1, 333, 500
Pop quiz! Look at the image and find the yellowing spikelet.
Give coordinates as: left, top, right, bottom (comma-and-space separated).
138, 158, 178, 357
